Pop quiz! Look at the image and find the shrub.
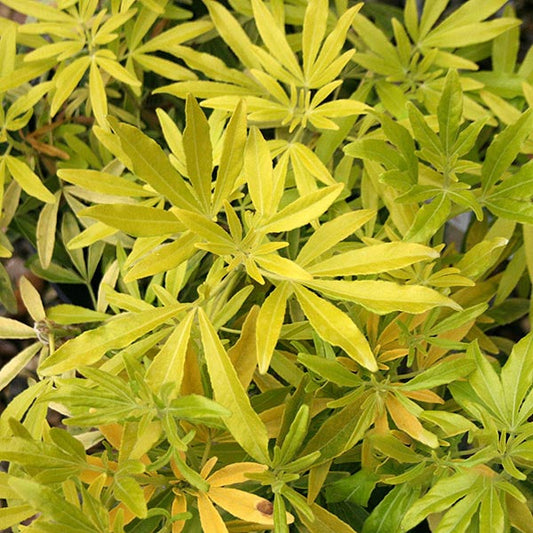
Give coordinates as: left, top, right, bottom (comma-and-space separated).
0, 0, 532, 531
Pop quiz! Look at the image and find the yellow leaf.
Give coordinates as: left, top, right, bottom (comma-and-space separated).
294, 285, 378, 372
171, 493, 187, 533
302, 0, 329, 78
36, 191, 61, 268
19, 276, 45, 322
197, 491, 228, 533
245, 127, 273, 217
256, 283, 291, 374
5, 156, 56, 203
145, 311, 194, 398
96, 55, 141, 87
207, 462, 267, 488
50, 56, 91, 116
0, 317, 37, 339
89, 61, 108, 128
255, 254, 312, 281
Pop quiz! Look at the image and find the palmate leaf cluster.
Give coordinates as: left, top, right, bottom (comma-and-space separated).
0, 0, 533, 531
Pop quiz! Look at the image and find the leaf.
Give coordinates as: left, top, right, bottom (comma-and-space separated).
8, 478, 96, 533
19, 276, 45, 322
145, 311, 194, 398
298, 354, 361, 387
58, 169, 151, 197
113, 474, 147, 519
51, 56, 91, 117
262, 184, 343, 233
197, 491, 227, 533
79, 204, 184, 237
481, 110, 533, 193
297, 210, 375, 267
47, 304, 108, 325
456, 237, 508, 279
363, 484, 419, 533
0, 317, 37, 339
37, 191, 61, 269
212, 100, 247, 213
294, 285, 377, 372
245, 127, 273, 217
401, 358, 475, 391
0, 503, 36, 531
302, 0, 328, 77
404, 194, 451, 243
5, 156, 55, 203
0, 343, 40, 392
308, 242, 438, 276
501, 333, 533, 427
39, 303, 186, 375
183, 95, 213, 212
401, 472, 481, 531
306, 279, 460, 314
438, 69, 462, 154
89, 61, 108, 127
256, 282, 291, 374
198, 308, 270, 463
300, 502, 357, 533
109, 119, 201, 211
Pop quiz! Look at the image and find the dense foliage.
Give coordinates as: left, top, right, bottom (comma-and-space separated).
0, 0, 533, 531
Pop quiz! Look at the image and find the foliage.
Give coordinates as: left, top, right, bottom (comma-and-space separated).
0, 0, 533, 531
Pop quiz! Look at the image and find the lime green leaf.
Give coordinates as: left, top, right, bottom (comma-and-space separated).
308, 242, 438, 276
109, 119, 201, 211
302, 0, 328, 78
297, 210, 375, 267
95, 56, 140, 87
174, 209, 233, 250
0, 59, 56, 93
306, 279, 460, 314
51, 56, 91, 117
9, 478, 96, 532
402, 358, 475, 391
113, 472, 147, 519
198, 308, 270, 463
245, 127, 274, 217
0, 503, 36, 531
297, 353, 361, 387
300, 502, 357, 533
404, 194, 451, 243
5, 156, 55, 203
0, 317, 37, 339
481, 110, 533, 193
212, 100, 247, 213
37, 191, 61, 269
39, 303, 185, 375
456, 237, 508, 279
146, 311, 194, 398
47, 304, 109, 325
58, 169, 152, 197
262, 184, 343, 233
89, 61, 108, 127
79, 204, 184, 237
256, 282, 291, 374
0, 343, 40, 392
294, 285, 377, 372
183, 95, 213, 212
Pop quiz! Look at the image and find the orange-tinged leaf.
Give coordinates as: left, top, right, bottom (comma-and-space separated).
172, 493, 188, 533
385, 394, 439, 448
401, 389, 444, 404
207, 463, 268, 488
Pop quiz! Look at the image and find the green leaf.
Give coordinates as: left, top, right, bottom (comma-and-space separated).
481, 110, 533, 193
256, 282, 291, 374
198, 308, 270, 463
39, 303, 186, 375
297, 353, 361, 387
432, 491, 483, 533
46, 304, 108, 325
0, 317, 37, 339
501, 333, 533, 427
262, 184, 343, 233
308, 242, 438, 276
9, 478, 97, 532
437, 69, 462, 154
401, 472, 481, 531
404, 194, 451, 243
113, 472, 147, 519
306, 279, 460, 314
145, 311, 194, 398
300, 502, 357, 533
79, 204, 184, 237
167, 394, 231, 420
37, 191, 61, 268
5, 156, 55, 203
294, 285, 377, 372
183, 94, 213, 213
109, 119, 201, 211
363, 484, 420, 533
0, 503, 36, 531
401, 358, 475, 391
326, 469, 379, 506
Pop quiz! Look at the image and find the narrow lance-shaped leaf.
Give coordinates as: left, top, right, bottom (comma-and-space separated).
198, 308, 270, 463
481, 109, 533, 193
438, 69, 463, 154
256, 282, 291, 374
183, 95, 213, 213
39, 303, 187, 375
36, 191, 61, 269
5, 156, 55, 203
109, 118, 201, 212
145, 311, 194, 398
245, 126, 273, 218
294, 284, 378, 372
